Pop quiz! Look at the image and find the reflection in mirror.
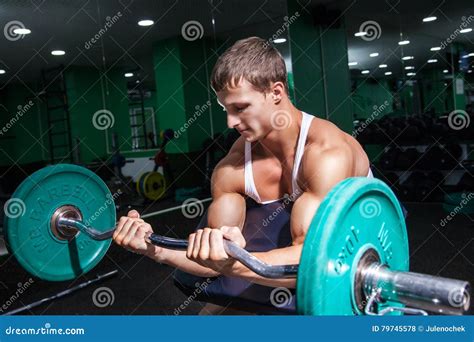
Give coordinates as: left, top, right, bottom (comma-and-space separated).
346, 0, 473, 203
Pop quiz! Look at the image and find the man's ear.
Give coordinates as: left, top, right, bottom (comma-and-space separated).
271, 82, 285, 104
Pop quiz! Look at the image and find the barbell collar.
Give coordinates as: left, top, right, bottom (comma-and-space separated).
363, 263, 471, 315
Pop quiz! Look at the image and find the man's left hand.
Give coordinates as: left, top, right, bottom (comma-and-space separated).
186, 226, 246, 275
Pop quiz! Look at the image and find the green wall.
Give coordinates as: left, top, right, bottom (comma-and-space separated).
287, 1, 353, 133
153, 38, 227, 154
0, 84, 46, 166
420, 69, 452, 114
351, 79, 393, 120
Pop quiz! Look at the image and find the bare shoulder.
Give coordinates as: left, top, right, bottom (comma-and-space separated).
299, 116, 369, 194
210, 135, 246, 195
306, 117, 347, 146
305, 117, 354, 159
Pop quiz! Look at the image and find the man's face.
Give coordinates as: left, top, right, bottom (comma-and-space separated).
216, 79, 274, 142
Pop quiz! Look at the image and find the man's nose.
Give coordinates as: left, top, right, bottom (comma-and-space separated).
227, 114, 240, 129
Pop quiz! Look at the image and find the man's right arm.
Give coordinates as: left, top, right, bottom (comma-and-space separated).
115, 149, 246, 277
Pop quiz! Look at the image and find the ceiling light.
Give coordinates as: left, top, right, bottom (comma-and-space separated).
384, 71, 392, 75
51, 50, 65, 56
379, 64, 388, 68
402, 56, 414, 60
124, 73, 134, 77
427, 59, 438, 63
361, 70, 370, 74
13, 28, 31, 35
354, 31, 367, 37
443, 69, 449, 73
348, 62, 358, 66
423, 16, 437, 22
407, 72, 416, 76
460, 28, 472, 33
398, 40, 410, 45
273, 38, 286, 44
430, 46, 441, 51
405, 66, 415, 70
138, 20, 154, 26
369, 52, 379, 57
0, 70, 5, 74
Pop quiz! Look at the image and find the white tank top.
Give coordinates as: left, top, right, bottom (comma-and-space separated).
244, 112, 373, 204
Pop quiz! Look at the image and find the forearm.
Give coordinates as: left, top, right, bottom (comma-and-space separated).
146, 246, 220, 278
226, 245, 302, 288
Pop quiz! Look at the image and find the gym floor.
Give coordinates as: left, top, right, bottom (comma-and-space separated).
1, 200, 472, 315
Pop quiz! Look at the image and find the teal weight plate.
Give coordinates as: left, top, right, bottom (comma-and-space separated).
296, 177, 409, 315
4, 164, 115, 281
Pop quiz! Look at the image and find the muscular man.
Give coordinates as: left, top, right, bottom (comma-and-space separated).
113, 36, 372, 314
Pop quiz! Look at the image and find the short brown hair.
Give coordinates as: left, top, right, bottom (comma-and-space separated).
211, 37, 288, 94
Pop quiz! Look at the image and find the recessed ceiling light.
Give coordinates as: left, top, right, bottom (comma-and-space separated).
51, 50, 65, 56
405, 66, 415, 70
398, 40, 410, 45
138, 19, 154, 26
427, 59, 438, 63
443, 69, 449, 73
354, 31, 367, 37
379, 64, 388, 68
369, 52, 379, 57
402, 56, 414, 60
430, 46, 441, 51
468, 52, 474, 57
124, 73, 134, 77
407, 72, 416, 76
0, 70, 5, 74
468, 70, 473, 73
361, 70, 370, 74
273, 38, 286, 44
348, 61, 358, 66
384, 71, 392, 75
423, 16, 437, 22
13, 28, 31, 35
460, 28, 472, 33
